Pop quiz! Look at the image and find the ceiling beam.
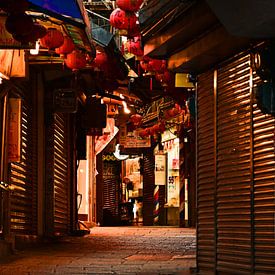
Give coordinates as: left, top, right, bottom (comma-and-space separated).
167, 26, 251, 73
143, 1, 218, 58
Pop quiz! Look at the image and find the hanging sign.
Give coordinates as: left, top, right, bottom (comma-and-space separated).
0, 49, 26, 79
8, 98, 22, 162
120, 124, 151, 148
155, 154, 166, 186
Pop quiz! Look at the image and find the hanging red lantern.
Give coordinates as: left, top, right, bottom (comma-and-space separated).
65, 50, 87, 71
122, 21, 140, 38
5, 13, 34, 36
155, 70, 175, 87
55, 36, 75, 57
116, 0, 143, 12
130, 114, 142, 127
158, 121, 166, 133
93, 50, 108, 69
40, 28, 64, 50
140, 57, 152, 72
12, 23, 47, 44
1, 0, 29, 14
125, 37, 143, 56
138, 129, 147, 138
148, 59, 167, 73
110, 8, 138, 30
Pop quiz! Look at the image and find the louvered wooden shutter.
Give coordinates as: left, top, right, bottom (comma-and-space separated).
9, 89, 38, 235
197, 70, 216, 273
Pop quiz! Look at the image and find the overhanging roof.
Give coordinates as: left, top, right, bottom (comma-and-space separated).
28, 0, 87, 27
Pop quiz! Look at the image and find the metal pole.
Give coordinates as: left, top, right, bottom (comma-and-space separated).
88, 135, 96, 225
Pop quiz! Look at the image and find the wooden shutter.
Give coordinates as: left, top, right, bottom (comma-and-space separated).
9, 88, 38, 235
197, 70, 216, 273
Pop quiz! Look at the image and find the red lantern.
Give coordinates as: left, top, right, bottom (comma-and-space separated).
158, 121, 166, 133
40, 28, 64, 50
93, 50, 108, 69
110, 8, 138, 30
55, 36, 75, 56
116, 0, 143, 12
122, 21, 140, 38
65, 50, 87, 71
140, 57, 152, 72
130, 114, 142, 126
13, 23, 47, 44
1, 0, 29, 14
126, 37, 143, 56
5, 13, 34, 36
148, 59, 166, 73
138, 129, 147, 138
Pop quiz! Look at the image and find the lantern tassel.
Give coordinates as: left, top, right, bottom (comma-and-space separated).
150, 77, 153, 91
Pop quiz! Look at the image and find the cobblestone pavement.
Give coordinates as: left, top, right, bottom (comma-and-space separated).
0, 226, 196, 275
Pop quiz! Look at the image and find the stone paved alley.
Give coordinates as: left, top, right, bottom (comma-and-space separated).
0, 227, 196, 275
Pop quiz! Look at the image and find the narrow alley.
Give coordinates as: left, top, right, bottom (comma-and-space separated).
0, 227, 196, 275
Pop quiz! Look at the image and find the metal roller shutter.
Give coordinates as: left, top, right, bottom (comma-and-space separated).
216, 54, 252, 274
9, 88, 38, 235
53, 113, 70, 235
252, 74, 275, 274
197, 70, 216, 273
143, 150, 155, 226
102, 157, 120, 226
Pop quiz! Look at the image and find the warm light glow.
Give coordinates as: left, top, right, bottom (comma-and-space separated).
122, 101, 131, 114
30, 41, 40, 55
113, 144, 129, 160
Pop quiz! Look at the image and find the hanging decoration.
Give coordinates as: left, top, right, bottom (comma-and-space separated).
92, 50, 108, 70
5, 13, 34, 36
149, 59, 167, 73
65, 50, 87, 71
40, 28, 64, 50
109, 8, 140, 38
55, 36, 75, 57
116, 0, 144, 12
0, 0, 29, 14
11, 22, 47, 44
129, 113, 142, 127
110, 8, 138, 30
125, 36, 143, 57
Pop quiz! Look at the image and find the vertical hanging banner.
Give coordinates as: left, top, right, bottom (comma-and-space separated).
8, 98, 22, 162
155, 154, 166, 185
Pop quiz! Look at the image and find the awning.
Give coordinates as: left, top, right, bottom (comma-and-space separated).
27, 0, 93, 53
28, 0, 89, 28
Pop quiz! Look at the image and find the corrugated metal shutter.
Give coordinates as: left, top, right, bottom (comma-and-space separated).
197, 70, 216, 273
9, 88, 38, 235
53, 113, 70, 235
143, 150, 155, 226
252, 73, 275, 274
197, 51, 275, 274
216, 54, 252, 274
102, 156, 120, 226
